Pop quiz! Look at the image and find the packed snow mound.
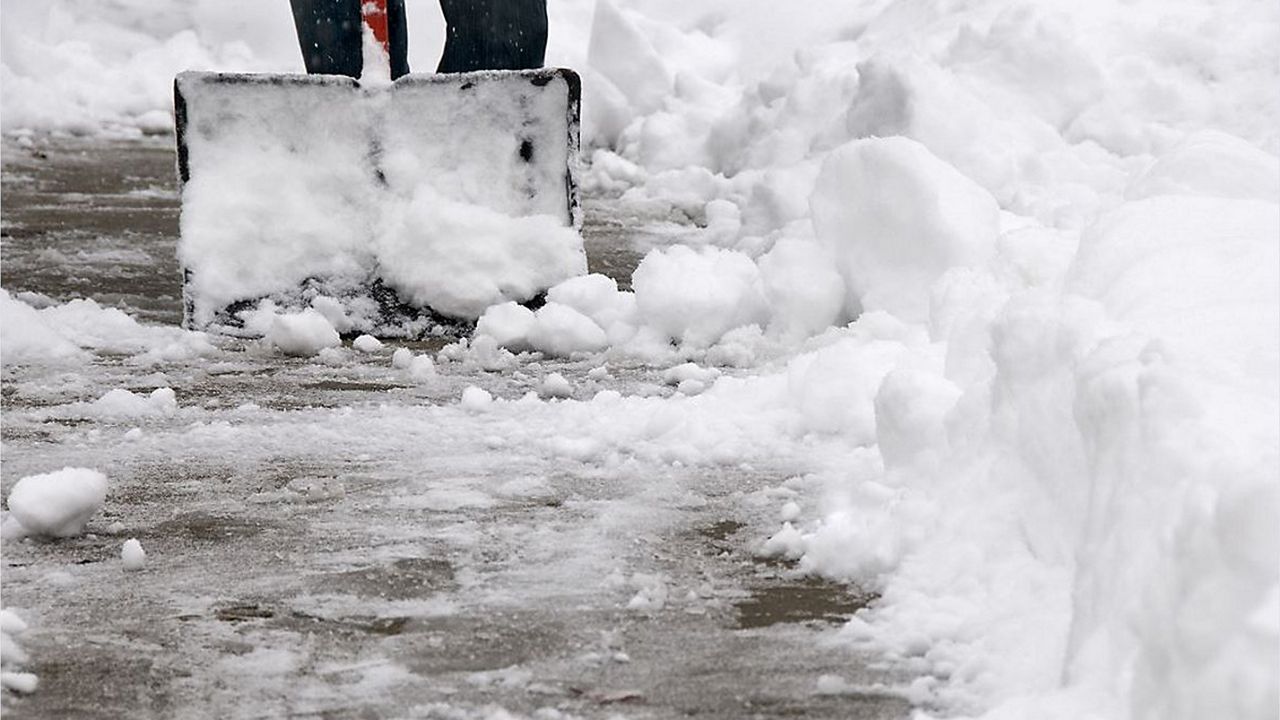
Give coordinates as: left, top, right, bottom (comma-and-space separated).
58, 387, 180, 421
264, 309, 341, 357
6, 468, 109, 538
811, 137, 1000, 324
632, 246, 769, 350
0, 290, 215, 365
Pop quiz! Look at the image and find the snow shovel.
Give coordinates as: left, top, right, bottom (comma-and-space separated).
173, 0, 580, 336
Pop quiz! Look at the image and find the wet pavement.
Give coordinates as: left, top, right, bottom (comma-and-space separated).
0, 137, 911, 719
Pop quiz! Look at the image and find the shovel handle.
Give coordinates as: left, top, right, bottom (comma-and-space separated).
361, 0, 391, 56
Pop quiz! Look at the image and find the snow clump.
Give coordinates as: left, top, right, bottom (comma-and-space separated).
6, 468, 109, 538
121, 539, 147, 571
0, 609, 38, 697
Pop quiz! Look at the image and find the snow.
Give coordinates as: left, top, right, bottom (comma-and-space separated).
0, 290, 215, 365
6, 468, 109, 538
2, 0, 1278, 719
810, 137, 1001, 323
262, 308, 341, 357
121, 538, 147, 571
176, 69, 584, 328
352, 335, 384, 353
0, 607, 38, 697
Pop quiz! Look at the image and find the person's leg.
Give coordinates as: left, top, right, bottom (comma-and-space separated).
437, 0, 547, 73
290, 0, 410, 79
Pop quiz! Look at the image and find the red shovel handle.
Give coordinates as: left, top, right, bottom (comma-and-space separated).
361, 0, 391, 56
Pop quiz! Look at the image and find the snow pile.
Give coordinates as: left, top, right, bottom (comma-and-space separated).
0, 0, 297, 135
5, 468, 109, 538
0, 290, 215, 365
0, 609, 38, 697
62, 387, 179, 421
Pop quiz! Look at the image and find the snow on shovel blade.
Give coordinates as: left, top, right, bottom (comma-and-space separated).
174, 68, 582, 336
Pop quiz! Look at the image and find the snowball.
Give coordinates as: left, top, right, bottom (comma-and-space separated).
632, 246, 769, 348
475, 302, 538, 352
266, 309, 341, 357
408, 354, 437, 381
390, 347, 413, 369
528, 303, 609, 357
810, 137, 1000, 323
352, 334, 383, 353
6, 468, 108, 538
541, 373, 573, 399
121, 538, 146, 571
460, 386, 493, 411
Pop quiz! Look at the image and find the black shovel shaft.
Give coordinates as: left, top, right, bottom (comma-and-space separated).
289, 0, 409, 79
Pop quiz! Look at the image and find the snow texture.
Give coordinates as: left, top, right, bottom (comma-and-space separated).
176, 69, 583, 328
2, 1, 1278, 719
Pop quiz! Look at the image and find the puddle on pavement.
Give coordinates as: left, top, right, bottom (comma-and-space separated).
312, 557, 456, 600
207, 601, 413, 636
402, 616, 568, 674
698, 519, 746, 543
302, 380, 409, 392
146, 511, 272, 543
214, 603, 276, 622
734, 578, 874, 630
280, 611, 412, 636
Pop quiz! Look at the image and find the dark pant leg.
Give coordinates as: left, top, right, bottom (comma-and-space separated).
437, 0, 548, 73
290, 0, 409, 79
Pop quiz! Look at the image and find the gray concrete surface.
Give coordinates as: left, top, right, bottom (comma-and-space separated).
0, 137, 912, 719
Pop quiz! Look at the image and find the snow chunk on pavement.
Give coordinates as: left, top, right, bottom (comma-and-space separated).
475, 302, 538, 353
265, 309, 341, 357
528, 303, 608, 357
121, 538, 146, 570
540, 372, 573, 399
811, 137, 999, 323
1, 608, 37, 695
352, 334, 383, 353
6, 468, 108, 538
632, 245, 768, 349
0, 290, 214, 365
82, 387, 178, 420
460, 386, 494, 411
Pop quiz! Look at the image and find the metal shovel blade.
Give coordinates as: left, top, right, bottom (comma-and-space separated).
174, 68, 580, 335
